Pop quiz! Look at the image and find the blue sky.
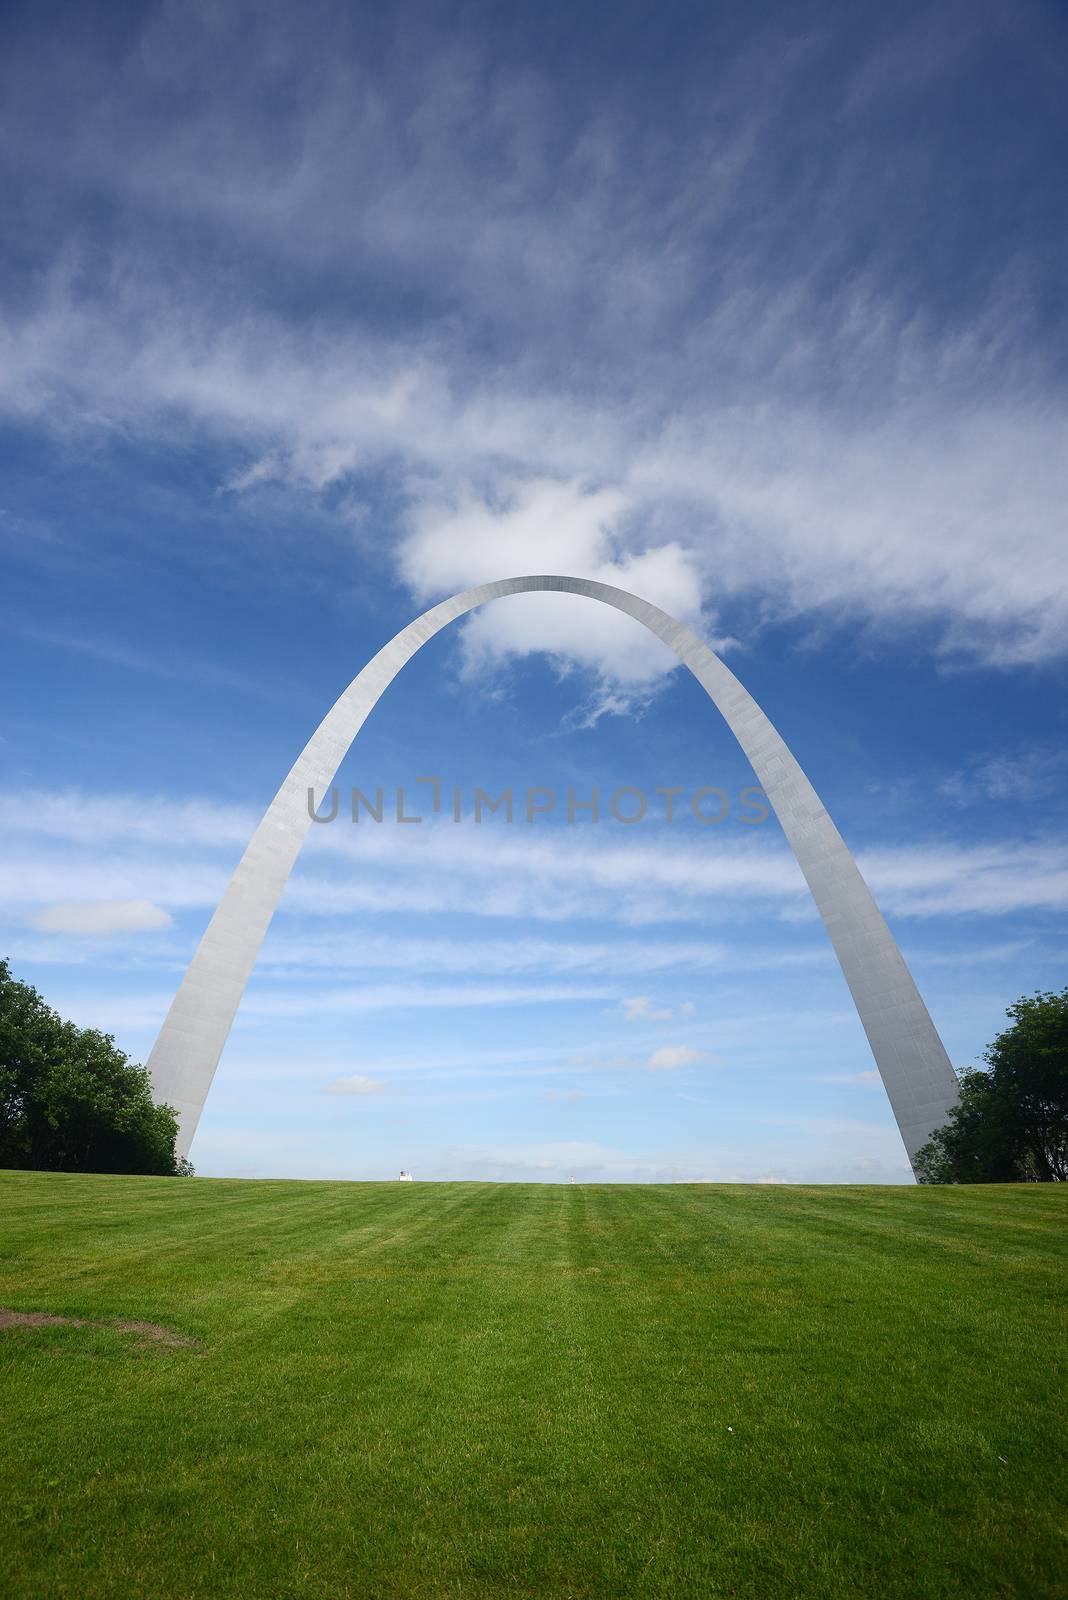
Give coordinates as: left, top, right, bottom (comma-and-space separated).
2, 0, 1066, 1183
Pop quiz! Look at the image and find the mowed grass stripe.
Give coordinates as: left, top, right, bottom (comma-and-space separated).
1, 1172, 1065, 1600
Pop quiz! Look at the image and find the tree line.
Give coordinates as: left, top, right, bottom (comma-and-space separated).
0, 958, 190, 1176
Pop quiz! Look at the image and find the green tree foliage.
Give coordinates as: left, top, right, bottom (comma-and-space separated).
915, 986, 1068, 1183
0, 958, 190, 1175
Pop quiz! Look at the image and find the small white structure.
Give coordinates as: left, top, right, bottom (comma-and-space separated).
398, 1170, 414, 1182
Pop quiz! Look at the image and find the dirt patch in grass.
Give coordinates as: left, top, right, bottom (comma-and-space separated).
0, 1308, 200, 1349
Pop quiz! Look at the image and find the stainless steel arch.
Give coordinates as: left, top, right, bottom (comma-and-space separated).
147, 575, 959, 1174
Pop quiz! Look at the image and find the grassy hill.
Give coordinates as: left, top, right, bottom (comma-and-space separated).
1, 1172, 1065, 1599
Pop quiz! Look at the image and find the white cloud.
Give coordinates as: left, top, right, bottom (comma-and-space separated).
0, 789, 254, 851
401, 479, 707, 691
912, 940, 1036, 968
621, 995, 674, 1022
325, 1073, 386, 1095
400, 479, 627, 599
31, 899, 173, 936
33, 978, 616, 1036
3, 790, 1068, 932
10, 276, 1066, 674
646, 1044, 708, 1071
1, 23, 1065, 677
802, 1069, 883, 1086
938, 748, 1068, 805
241, 981, 614, 1020
856, 842, 1068, 918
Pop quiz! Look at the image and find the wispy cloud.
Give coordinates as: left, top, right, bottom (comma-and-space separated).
35, 979, 618, 1036
325, 1074, 386, 1096
31, 899, 172, 936
3, 790, 1068, 929
646, 1044, 709, 1071
10, 622, 301, 703
241, 981, 616, 1020
798, 1070, 882, 1086
621, 995, 674, 1022
6, 273, 1066, 675
1, 6, 1065, 678
938, 748, 1068, 805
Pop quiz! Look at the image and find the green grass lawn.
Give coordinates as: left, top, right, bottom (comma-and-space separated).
1, 1173, 1065, 1599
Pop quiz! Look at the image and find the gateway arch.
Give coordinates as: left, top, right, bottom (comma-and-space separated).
147, 575, 960, 1175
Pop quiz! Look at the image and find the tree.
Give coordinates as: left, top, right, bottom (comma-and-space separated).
0, 958, 191, 1176
915, 986, 1068, 1183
